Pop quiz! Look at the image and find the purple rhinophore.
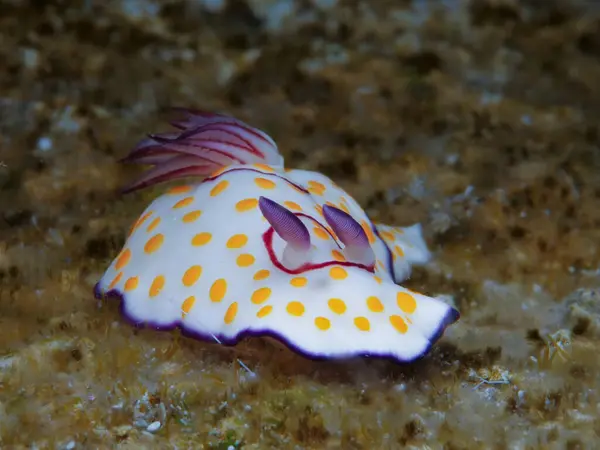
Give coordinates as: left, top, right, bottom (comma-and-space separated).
258, 196, 311, 250
322, 204, 370, 250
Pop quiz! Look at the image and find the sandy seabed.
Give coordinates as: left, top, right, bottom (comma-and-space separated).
1, 1, 600, 448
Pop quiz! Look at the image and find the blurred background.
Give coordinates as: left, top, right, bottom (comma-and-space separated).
1, 0, 600, 448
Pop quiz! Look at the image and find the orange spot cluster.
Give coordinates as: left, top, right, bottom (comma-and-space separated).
180, 275, 239, 325
210, 279, 227, 302
354, 317, 370, 331
286, 301, 305, 316
255, 177, 276, 190
181, 296, 195, 318
329, 266, 348, 280
393, 245, 404, 258
115, 248, 131, 270
366, 295, 384, 312
227, 234, 248, 249
182, 210, 202, 223
210, 166, 229, 178
314, 317, 331, 330
257, 305, 273, 318
109, 272, 123, 289
378, 226, 406, 254
146, 217, 161, 232
328, 298, 346, 314
210, 180, 229, 197
109, 170, 419, 341
360, 220, 377, 244
389, 315, 408, 333
168, 185, 192, 195
247, 276, 418, 329
173, 197, 194, 209
307, 180, 327, 196
319, 197, 350, 214
124, 276, 139, 291
380, 230, 395, 242
331, 249, 345, 262
312, 290, 418, 334
284, 201, 302, 211
224, 302, 238, 324
251, 287, 271, 304
112, 258, 417, 337
182, 265, 202, 287
109, 176, 271, 327
236, 198, 258, 212
145, 234, 164, 254
253, 163, 275, 173
338, 198, 351, 214
129, 210, 153, 236
313, 226, 330, 240
237, 254, 255, 267
192, 232, 212, 246
149, 275, 165, 298
254, 269, 270, 280
397, 291, 417, 313
290, 276, 307, 287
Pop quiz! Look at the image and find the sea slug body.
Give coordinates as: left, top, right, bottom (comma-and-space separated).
94, 108, 460, 363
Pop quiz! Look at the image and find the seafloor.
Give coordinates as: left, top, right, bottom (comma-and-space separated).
1, 0, 600, 448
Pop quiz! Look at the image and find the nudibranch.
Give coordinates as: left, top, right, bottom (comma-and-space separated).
94, 108, 459, 363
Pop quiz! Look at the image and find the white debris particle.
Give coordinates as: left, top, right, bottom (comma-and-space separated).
247, 0, 297, 32
146, 421, 161, 433
217, 58, 237, 86
133, 391, 167, 430
314, 0, 338, 9
21, 47, 40, 69
47, 228, 65, 246
120, 0, 159, 19
393, 383, 406, 392
445, 153, 459, 165
199, 0, 226, 13
54, 106, 81, 133
407, 176, 427, 200
36, 136, 53, 152
429, 210, 453, 234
